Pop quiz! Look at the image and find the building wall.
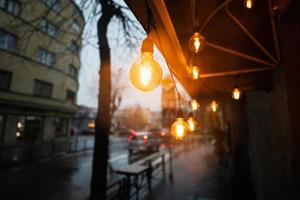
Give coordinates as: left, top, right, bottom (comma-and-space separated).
245, 67, 296, 200
0, 0, 85, 165
0, 0, 84, 110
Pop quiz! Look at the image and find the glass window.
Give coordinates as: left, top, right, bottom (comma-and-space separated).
0, 70, 12, 90
69, 40, 79, 53
42, 0, 60, 12
54, 117, 67, 137
68, 64, 77, 78
0, 0, 21, 16
16, 116, 42, 143
40, 18, 58, 38
0, 0, 6, 9
34, 79, 53, 97
0, 29, 17, 51
66, 89, 75, 104
37, 48, 55, 66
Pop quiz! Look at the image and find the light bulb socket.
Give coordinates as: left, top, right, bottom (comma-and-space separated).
141, 36, 154, 53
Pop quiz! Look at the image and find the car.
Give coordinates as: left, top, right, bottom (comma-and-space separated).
128, 130, 162, 155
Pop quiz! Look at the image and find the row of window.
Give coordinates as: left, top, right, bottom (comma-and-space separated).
0, 29, 78, 78
0, 0, 82, 35
0, 70, 76, 103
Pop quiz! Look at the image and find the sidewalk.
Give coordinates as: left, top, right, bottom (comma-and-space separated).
144, 142, 231, 200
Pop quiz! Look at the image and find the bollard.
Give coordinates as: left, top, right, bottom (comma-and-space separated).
147, 161, 152, 190
162, 154, 166, 179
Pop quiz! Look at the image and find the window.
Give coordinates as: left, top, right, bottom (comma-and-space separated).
54, 117, 67, 137
66, 89, 75, 104
72, 19, 81, 34
40, 18, 58, 37
0, 70, 12, 90
41, 0, 60, 12
0, 0, 21, 16
16, 116, 42, 143
0, 29, 17, 51
34, 79, 52, 97
37, 48, 55, 66
68, 64, 77, 78
69, 40, 79, 53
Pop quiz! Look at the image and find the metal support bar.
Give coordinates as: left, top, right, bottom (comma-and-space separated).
199, 66, 274, 79
225, 6, 278, 64
268, 0, 281, 61
206, 41, 276, 67
200, 0, 232, 32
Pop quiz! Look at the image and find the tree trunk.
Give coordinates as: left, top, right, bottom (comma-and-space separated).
90, 0, 114, 199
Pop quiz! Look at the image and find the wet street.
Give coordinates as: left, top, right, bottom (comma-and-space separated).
0, 136, 153, 200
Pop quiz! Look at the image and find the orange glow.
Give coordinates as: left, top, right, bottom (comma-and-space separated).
187, 117, 197, 132
210, 100, 218, 112
191, 99, 200, 111
191, 66, 200, 79
232, 87, 242, 100
189, 32, 205, 53
88, 122, 95, 129
245, 0, 254, 9
171, 117, 188, 140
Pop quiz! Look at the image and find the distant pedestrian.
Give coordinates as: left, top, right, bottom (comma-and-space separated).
70, 127, 75, 136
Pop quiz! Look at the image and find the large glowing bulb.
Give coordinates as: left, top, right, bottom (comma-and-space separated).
232, 87, 242, 100
190, 99, 200, 111
210, 100, 218, 112
171, 117, 188, 140
130, 52, 162, 92
189, 32, 205, 53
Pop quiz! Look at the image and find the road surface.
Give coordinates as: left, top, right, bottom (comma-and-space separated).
0, 136, 156, 200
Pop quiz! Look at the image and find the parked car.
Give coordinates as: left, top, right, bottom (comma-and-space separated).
128, 130, 162, 155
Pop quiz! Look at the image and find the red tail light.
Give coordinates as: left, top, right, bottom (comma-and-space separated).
143, 135, 148, 144
128, 134, 134, 142
161, 143, 166, 149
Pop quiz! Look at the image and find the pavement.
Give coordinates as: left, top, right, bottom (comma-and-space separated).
0, 138, 231, 200
143, 142, 231, 200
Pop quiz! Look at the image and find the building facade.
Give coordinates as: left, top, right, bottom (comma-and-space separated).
0, 0, 84, 165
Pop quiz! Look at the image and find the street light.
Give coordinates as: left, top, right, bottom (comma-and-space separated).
130, 36, 162, 92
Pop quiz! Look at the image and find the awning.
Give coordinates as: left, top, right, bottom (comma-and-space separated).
124, 0, 287, 97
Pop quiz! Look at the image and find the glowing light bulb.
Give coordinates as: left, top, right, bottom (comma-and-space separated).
191, 66, 200, 79
130, 37, 162, 92
210, 100, 218, 112
171, 117, 188, 140
232, 87, 242, 100
187, 117, 197, 132
17, 122, 22, 128
245, 0, 254, 9
189, 32, 205, 53
16, 131, 21, 138
140, 66, 152, 86
190, 99, 200, 111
